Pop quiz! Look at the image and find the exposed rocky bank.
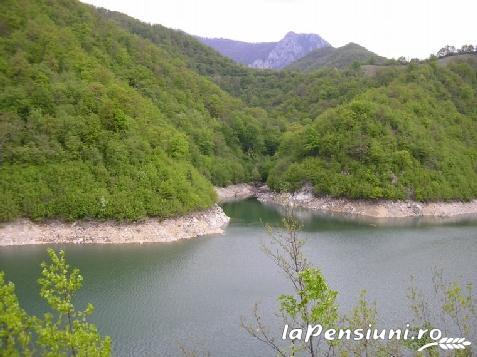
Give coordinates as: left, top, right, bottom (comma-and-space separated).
0, 205, 229, 246
216, 184, 477, 218
3, 183, 477, 246
215, 183, 259, 201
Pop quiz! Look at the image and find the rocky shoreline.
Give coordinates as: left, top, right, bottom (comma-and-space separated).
2, 183, 477, 246
216, 183, 477, 219
215, 183, 259, 202
0, 205, 229, 246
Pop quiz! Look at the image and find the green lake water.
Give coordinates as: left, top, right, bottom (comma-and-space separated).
1, 199, 476, 356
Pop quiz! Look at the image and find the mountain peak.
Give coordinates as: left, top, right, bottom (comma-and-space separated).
197, 32, 330, 69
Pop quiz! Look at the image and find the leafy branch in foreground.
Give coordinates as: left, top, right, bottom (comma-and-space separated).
0, 272, 33, 356
242, 209, 475, 357
241, 211, 339, 356
407, 269, 476, 356
0, 249, 111, 356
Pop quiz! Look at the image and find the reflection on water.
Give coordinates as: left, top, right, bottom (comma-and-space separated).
258, 199, 477, 228
0, 199, 476, 356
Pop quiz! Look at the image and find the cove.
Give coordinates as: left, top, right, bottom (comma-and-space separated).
0, 198, 476, 356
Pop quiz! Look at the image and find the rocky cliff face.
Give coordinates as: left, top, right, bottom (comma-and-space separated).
197, 31, 330, 69
251, 32, 330, 69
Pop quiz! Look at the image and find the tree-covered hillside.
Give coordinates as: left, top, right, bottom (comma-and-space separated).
286, 43, 387, 71
268, 62, 477, 200
1, 0, 476, 223
96, 9, 375, 118
0, 0, 278, 221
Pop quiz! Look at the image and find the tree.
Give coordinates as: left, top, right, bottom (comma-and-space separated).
459, 44, 475, 54
397, 56, 408, 65
167, 133, 189, 159
0, 273, 33, 356
407, 269, 477, 354
437, 45, 457, 58
0, 249, 111, 356
340, 291, 403, 356
241, 210, 339, 356
351, 61, 361, 70
303, 127, 321, 156
242, 208, 476, 356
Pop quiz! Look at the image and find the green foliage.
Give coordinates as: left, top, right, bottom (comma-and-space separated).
1, 0, 477, 226
279, 268, 338, 326
35, 249, 111, 356
0, 249, 111, 356
0, 0, 275, 222
340, 291, 403, 356
0, 273, 32, 356
118, 11, 477, 203
243, 212, 340, 356
286, 43, 387, 71
408, 269, 477, 350
268, 63, 477, 201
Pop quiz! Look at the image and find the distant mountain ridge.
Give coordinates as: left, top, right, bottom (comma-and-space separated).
197, 31, 330, 69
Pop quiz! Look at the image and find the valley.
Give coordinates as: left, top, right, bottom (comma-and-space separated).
0, 0, 477, 228
0, 2, 476, 355
1, 0, 477, 232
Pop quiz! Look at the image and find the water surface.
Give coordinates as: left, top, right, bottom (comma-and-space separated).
1, 199, 476, 356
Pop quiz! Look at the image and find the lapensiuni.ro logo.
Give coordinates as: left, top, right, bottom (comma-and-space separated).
282, 324, 472, 352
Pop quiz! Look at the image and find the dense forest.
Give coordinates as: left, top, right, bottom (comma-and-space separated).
267, 62, 477, 200
0, 0, 279, 221
1, 0, 477, 222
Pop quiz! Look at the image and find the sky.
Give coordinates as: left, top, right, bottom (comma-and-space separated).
80, 0, 476, 59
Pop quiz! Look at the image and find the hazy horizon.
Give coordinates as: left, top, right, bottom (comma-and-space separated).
80, 0, 475, 59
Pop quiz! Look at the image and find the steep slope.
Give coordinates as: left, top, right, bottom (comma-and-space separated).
197, 31, 330, 69
268, 62, 477, 201
94, 8, 250, 80
287, 43, 386, 71
95, 6, 477, 203
1, 0, 476, 227
95, 9, 371, 121
0, 0, 274, 221
77, 10, 477, 202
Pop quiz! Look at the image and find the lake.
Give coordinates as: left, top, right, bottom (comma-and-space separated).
1, 199, 476, 356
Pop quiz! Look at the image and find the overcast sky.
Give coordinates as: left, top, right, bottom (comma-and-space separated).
81, 0, 476, 59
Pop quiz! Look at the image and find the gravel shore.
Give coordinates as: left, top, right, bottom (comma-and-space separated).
216, 184, 477, 218
2, 184, 477, 246
0, 205, 229, 246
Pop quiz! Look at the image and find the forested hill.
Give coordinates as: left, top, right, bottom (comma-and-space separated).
286, 43, 387, 71
97, 9, 376, 119
103, 11, 477, 202
1, 0, 477, 223
0, 0, 279, 221
267, 62, 477, 201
